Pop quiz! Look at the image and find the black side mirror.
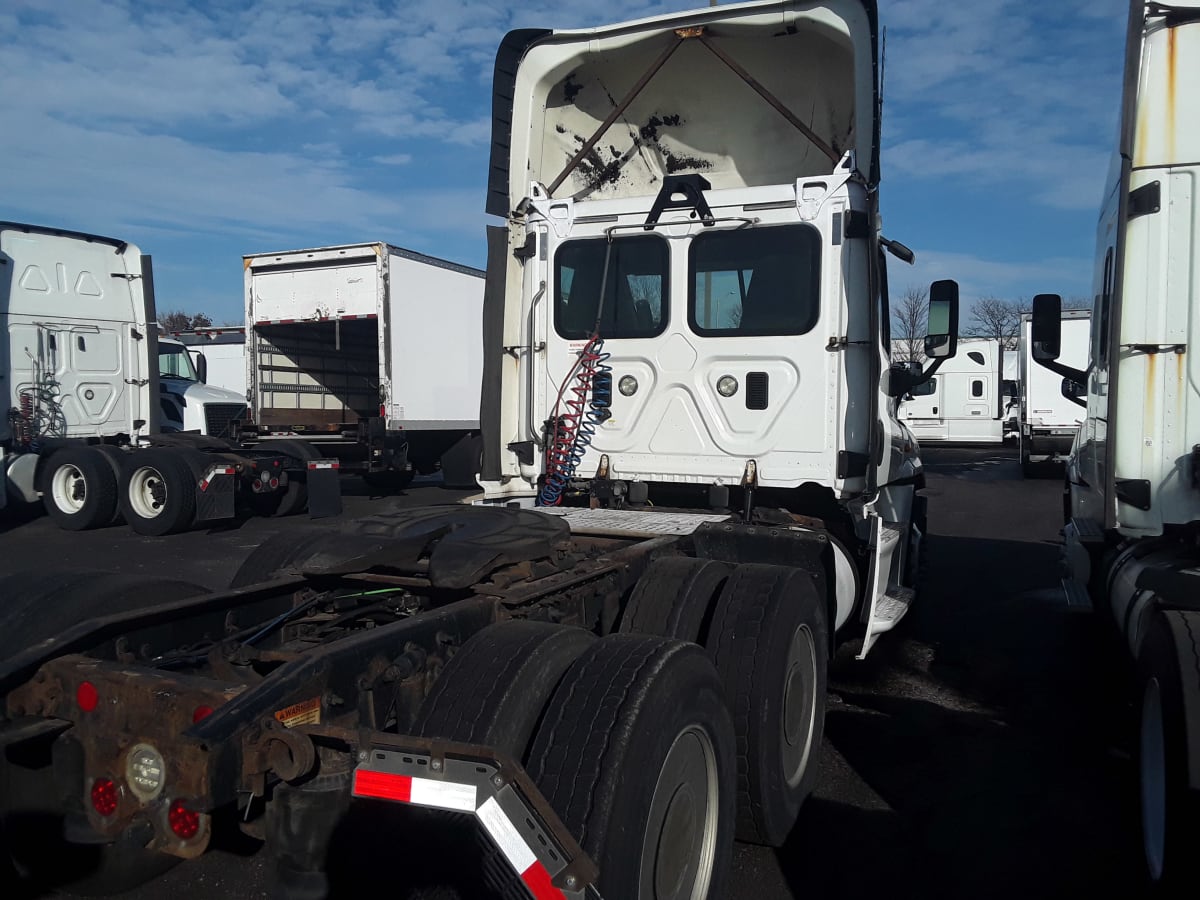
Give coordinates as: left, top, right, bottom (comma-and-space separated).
924, 280, 959, 360
1061, 377, 1085, 401
195, 352, 208, 384
1031, 294, 1062, 361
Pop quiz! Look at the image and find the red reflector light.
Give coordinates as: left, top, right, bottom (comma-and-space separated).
77, 681, 99, 712
192, 705, 214, 724
91, 778, 118, 816
379, 404, 386, 418
168, 799, 201, 840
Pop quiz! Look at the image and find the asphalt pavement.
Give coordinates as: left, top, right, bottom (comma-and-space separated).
0, 448, 1147, 898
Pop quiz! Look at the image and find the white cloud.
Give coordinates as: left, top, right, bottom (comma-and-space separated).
901, 249, 1094, 308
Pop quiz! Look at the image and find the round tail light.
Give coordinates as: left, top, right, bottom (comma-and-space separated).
91, 778, 118, 816
76, 681, 99, 712
168, 799, 201, 840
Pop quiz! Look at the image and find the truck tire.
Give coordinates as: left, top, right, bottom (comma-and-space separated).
1136, 610, 1200, 890
618, 556, 731, 643
415, 620, 596, 761
40, 447, 119, 531
526, 635, 735, 900
254, 439, 321, 517
118, 449, 198, 536
703, 563, 829, 846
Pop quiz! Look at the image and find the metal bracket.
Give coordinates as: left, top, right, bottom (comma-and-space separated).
351, 735, 602, 900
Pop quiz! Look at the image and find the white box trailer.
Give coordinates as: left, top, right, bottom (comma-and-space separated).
899, 337, 1008, 443
241, 243, 485, 487
173, 327, 248, 399
1019, 308, 1090, 473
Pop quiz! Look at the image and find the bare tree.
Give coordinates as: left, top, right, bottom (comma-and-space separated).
158, 310, 213, 332
965, 296, 1023, 349
891, 285, 928, 363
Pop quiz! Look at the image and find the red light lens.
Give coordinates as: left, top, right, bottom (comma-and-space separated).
77, 681, 99, 712
192, 705, 214, 723
91, 778, 118, 816
168, 799, 201, 840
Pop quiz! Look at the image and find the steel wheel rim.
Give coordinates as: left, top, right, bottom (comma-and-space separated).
781, 623, 818, 788
51, 464, 87, 514
129, 466, 168, 519
639, 724, 720, 900
1140, 676, 1167, 882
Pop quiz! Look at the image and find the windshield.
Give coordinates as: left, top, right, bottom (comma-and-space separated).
159, 343, 199, 381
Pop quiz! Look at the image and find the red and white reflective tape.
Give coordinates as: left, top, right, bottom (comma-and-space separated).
199, 466, 236, 492
352, 770, 477, 812
307, 460, 339, 470
477, 797, 565, 900
254, 314, 377, 326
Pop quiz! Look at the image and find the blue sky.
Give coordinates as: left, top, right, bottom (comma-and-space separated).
0, 0, 1127, 324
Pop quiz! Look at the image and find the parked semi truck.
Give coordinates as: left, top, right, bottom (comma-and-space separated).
1036, 1, 1200, 892
0, 222, 337, 533
157, 335, 247, 438
899, 337, 1008, 443
1019, 307, 1090, 475
237, 243, 485, 489
0, 2, 956, 897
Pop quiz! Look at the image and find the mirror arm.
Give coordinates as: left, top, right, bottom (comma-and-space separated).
1034, 357, 1088, 385
888, 357, 945, 398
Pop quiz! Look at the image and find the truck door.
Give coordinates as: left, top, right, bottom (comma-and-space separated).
901, 374, 944, 440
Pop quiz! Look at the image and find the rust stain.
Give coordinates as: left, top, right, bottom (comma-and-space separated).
1166, 27, 1177, 160
1145, 352, 1157, 444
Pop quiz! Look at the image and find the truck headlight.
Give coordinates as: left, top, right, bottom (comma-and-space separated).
717, 375, 739, 397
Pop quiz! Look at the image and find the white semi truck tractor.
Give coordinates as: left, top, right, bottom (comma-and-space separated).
1035, 1, 1200, 892
0, 3, 956, 898
1, 223, 337, 534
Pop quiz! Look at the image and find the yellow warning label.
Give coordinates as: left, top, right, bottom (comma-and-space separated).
274, 697, 321, 728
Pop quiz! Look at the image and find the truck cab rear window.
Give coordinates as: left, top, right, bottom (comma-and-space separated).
688, 225, 820, 337
554, 236, 668, 340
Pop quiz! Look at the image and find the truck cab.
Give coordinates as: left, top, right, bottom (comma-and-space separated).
156, 336, 247, 439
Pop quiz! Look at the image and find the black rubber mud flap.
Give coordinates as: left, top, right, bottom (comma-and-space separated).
195, 465, 236, 523
306, 460, 342, 519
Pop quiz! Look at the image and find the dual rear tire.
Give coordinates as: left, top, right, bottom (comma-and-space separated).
621, 556, 830, 846
412, 621, 735, 899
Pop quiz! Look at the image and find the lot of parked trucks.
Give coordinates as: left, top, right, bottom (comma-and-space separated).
1, 1, 1198, 898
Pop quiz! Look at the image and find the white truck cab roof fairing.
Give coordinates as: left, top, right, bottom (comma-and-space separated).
489, 0, 879, 216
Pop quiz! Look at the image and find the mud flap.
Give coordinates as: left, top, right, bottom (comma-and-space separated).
306, 460, 342, 518
195, 464, 236, 522
352, 735, 601, 899
857, 516, 913, 659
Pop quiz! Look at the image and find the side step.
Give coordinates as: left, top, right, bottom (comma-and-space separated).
858, 520, 911, 659
1061, 578, 1094, 612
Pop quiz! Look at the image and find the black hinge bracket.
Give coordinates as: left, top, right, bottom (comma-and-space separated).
1129, 181, 1161, 220
644, 174, 714, 230
837, 451, 869, 479
1115, 478, 1152, 511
